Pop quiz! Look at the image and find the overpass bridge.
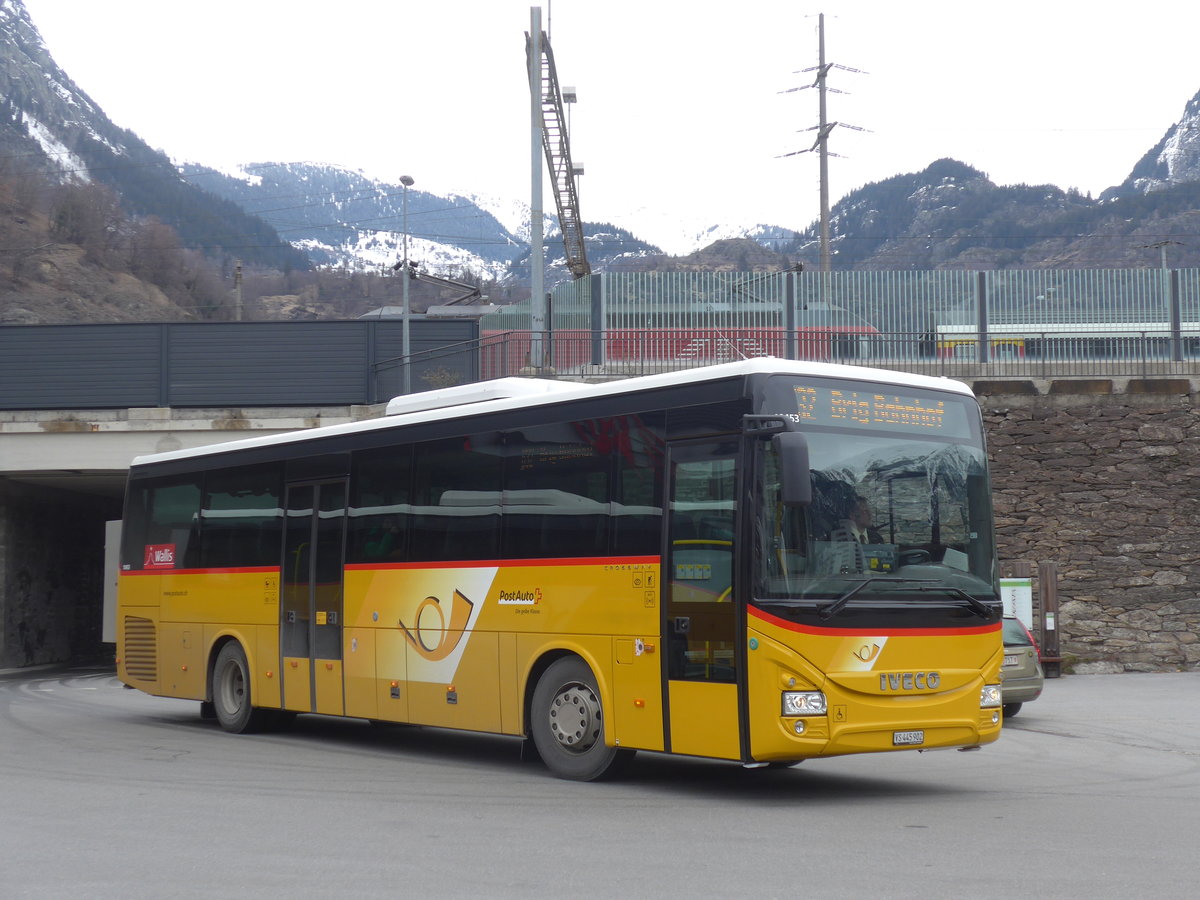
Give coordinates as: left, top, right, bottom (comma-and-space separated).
0, 318, 482, 668
1, 402, 388, 669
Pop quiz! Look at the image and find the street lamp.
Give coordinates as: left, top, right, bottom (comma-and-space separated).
400, 174, 414, 394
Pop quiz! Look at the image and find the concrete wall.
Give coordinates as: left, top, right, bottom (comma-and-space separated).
983, 381, 1200, 673
0, 480, 121, 668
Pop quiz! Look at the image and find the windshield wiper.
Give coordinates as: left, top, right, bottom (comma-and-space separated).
817, 579, 996, 620
817, 577, 907, 620
914, 585, 996, 619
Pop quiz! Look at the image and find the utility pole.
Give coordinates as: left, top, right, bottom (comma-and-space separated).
815, 15, 831, 274
232, 259, 243, 321
400, 175, 415, 394
779, 13, 866, 274
528, 6, 546, 372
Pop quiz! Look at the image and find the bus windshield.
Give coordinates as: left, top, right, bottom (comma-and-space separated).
756, 377, 998, 612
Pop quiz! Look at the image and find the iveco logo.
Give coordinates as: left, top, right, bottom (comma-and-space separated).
879, 672, 941, 691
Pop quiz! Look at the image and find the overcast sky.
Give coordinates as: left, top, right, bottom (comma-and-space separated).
21, 0, 1200, 252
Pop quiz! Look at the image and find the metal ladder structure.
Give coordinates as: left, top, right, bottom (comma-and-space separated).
526, 28, 590, 279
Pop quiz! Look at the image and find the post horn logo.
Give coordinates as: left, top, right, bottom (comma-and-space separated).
853, 642, 882, 663
398, 590, 475, 661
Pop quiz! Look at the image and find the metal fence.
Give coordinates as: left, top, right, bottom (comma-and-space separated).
473, 268, 1200, 380
484, 268, 1200, 329
9, 269, 1200, 413
464, 328, 1200, 382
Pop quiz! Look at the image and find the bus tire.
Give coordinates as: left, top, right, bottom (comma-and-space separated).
211, 642, 267, 734
530, 656, 633, 781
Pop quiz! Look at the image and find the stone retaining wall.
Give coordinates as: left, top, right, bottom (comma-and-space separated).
981, 384, 1200, 672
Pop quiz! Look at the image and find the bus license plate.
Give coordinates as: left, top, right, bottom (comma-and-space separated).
893, 730, 924, 746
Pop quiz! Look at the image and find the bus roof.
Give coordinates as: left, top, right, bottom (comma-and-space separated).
129, 358, 974, 469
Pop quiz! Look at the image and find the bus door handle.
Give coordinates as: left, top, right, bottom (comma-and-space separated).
673, 617, 691, 634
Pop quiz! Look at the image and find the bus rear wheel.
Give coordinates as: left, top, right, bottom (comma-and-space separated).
531, 656, 632, 781
211, 642, 268, 734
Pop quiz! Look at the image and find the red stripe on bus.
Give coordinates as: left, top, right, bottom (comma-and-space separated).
123, 558, 661, 576
749, 605, 1001, 636
120, 566, 279, 577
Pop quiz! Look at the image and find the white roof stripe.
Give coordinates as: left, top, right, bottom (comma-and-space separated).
131, 358, 973, 468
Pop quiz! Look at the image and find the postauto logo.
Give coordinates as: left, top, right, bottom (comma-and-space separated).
398, 590, 475, 662
497, 587, 541, 606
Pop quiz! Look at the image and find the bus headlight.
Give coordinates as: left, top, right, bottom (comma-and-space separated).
980, 684, 1002, 708
782, 691, 827, 716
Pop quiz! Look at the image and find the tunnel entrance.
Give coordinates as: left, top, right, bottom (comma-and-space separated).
0, 476, 124, 669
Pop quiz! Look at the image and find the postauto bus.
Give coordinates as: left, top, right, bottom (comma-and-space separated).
116, 359, 1004, 780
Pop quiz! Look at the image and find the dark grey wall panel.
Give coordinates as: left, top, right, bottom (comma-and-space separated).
167, 323, 370, 406
0, 320, 479, 410
0, 325, 163, 409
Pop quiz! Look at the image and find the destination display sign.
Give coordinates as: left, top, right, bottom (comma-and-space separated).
769, 379, 974, 438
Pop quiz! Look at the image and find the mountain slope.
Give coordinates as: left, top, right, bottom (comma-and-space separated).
177, 162, 525, 279
6, 0, 1200, 329
1105, 88, 1200, 198
784, 156, 1200, 271
177, 160, 667, 282
0, 1, 307, 272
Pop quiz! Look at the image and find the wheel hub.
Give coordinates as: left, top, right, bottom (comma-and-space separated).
547, 682, 602, 753
219, 662, 245, 713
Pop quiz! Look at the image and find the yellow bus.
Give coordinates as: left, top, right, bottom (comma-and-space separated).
116, 358, 1004, 780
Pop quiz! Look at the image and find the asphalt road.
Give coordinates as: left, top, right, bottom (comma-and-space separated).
1, 666, 1197, 900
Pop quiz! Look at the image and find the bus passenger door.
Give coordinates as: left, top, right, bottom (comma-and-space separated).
281, 480, 347, 716
664, 440, 742, 760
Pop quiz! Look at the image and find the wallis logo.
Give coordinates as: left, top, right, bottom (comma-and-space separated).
398, 590, 475, 661
143, 544, 176, 569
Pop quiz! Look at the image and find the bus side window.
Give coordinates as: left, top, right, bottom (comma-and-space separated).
122, 477, 202, 570
611, 413, 665, 556
120, 483, 152, 570
411, 436, 502, 562
199, 465, 282, 569
501, 420, 616, 560
348, 446, 413, 563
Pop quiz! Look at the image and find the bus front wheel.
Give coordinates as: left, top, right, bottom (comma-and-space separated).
211, 642, 268, 734
530, 656, 632, 781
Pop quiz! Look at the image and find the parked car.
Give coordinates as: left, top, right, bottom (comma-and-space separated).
1001, 617, 1044, 718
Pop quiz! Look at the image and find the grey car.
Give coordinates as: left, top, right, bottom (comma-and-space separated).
1001, 617, 1044, 718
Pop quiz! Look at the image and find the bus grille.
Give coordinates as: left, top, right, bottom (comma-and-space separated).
123, 616, 157, 681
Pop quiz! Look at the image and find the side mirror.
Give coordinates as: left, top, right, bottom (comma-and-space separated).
773, 431, 811, 506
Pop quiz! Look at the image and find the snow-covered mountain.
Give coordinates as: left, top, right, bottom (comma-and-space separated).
9, 0, 1200, 283
1105, 88, 1200, 198
177, 161, 670, 282
0, 1, 306, 272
